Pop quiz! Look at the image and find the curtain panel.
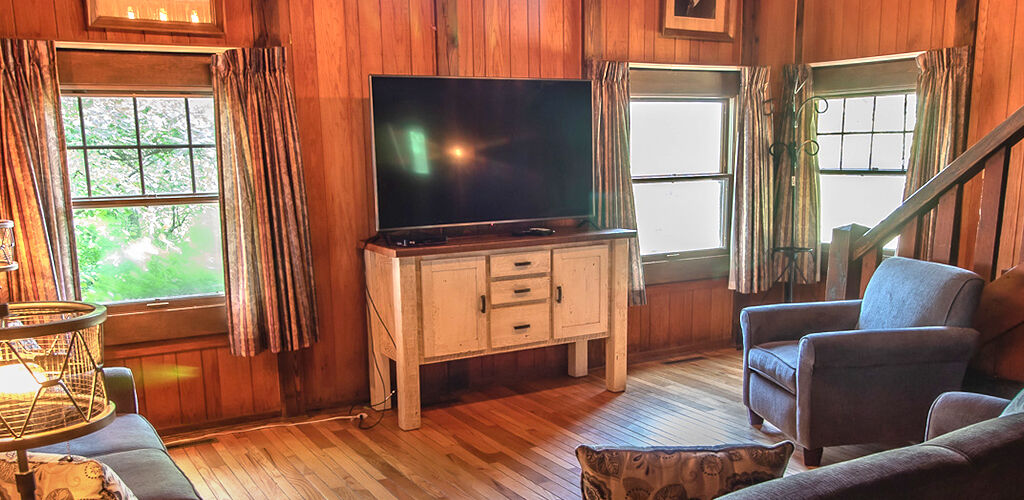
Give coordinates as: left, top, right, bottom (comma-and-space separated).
0, 39, 75, 302
212, 47, 319, 356
589, 60, 646, 306
729, 67, 775, 294
903, 46, 971, 261
772, 64, 821, 284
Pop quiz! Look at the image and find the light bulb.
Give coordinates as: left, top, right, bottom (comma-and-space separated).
190, 10, 199, 23
126, 6, 135, 19
158, 8, 168, 21
0, 362, 45, 397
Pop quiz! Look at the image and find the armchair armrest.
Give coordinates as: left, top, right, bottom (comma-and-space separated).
799, 327, 979, 368
103, 367, 139, 414
925, 391, 1009, 440
741, 300, 862, 347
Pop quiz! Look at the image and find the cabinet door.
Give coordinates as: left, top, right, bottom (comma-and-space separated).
421, 256, 488, 358
552, 245, 609, 339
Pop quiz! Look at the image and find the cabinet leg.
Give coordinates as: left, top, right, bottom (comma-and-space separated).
568, 340, 588, 377
368, 341, 391, 411
396, 357, 421, 430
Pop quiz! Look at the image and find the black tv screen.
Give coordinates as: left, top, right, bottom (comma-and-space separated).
370, 76, 594, 231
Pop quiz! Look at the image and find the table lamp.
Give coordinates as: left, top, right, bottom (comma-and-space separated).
0, 219, 115, 500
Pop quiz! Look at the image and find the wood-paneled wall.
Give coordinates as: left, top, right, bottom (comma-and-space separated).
961, 0, 1024, 274
587, 0, 743, 65
105, 338, 282, 429
800, 0, 959, 63
0, 0, 259, 46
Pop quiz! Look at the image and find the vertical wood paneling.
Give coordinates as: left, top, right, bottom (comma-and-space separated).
801, 0, 956, 63
0, 0, 259, 46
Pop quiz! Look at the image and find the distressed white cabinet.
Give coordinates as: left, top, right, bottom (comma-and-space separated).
364, 229, 634, 430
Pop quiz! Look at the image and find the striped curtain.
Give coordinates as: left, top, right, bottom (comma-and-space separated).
589, 60, 646, 306
212, 47, 319, 356
772, 65, 821, 284
729, 67, 775, 294
0, 39, 76, 302
903, 47, 971, 261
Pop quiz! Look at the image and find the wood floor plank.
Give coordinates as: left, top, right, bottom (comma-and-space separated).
168, 349, 892, 498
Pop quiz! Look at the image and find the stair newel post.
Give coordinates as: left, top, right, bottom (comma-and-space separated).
825, 223, 870, 300
973, 146, 1011, 280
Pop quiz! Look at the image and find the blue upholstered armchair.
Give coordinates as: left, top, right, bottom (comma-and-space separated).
741, 257, 985, 466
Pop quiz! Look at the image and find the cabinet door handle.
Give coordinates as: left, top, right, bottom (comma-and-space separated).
513, 288, 531, 294
480, 295, 487, 313
556, 286, 563, 303
514, 261, 532, 267
513, 324, 530, 331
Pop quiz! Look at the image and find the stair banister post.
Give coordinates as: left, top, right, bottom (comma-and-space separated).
825, 223, 870, 300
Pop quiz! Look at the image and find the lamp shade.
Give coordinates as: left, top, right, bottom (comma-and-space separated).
0, 302, 114, 451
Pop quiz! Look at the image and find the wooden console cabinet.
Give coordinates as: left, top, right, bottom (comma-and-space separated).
363, 229, 635, 430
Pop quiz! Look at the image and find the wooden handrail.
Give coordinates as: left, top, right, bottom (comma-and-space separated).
827, 104, 1024, 299
850, 104, 1024, 261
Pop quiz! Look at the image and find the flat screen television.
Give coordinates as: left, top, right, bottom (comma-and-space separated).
370, 75, 594, 232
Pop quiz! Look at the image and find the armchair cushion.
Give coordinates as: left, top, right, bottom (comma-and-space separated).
859, 257, 984, 330
925, 392, 1010, 440
748, 341, 799, 394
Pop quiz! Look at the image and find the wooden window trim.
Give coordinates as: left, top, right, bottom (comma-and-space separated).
629, 94, 736, 282
58, 55, 226, 347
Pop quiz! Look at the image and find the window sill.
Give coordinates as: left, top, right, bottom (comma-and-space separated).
642, 250, 730, 285
102, 295, 227, 346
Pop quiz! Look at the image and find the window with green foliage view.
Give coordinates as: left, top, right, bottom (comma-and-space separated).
61, 94, 225, 303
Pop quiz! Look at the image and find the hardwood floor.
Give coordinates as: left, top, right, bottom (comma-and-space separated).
166, 349, 892, 499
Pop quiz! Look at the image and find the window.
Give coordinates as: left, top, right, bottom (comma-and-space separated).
629, 99, 732, 257
816, 92, 916, 246
60, 93, 224, 303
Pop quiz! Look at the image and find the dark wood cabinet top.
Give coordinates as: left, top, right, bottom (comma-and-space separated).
363, 228, 637, 258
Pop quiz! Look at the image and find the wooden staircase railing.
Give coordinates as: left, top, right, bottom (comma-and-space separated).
826, 105, 1024, 300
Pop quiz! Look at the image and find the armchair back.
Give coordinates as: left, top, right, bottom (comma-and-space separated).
859, 257, 984, 330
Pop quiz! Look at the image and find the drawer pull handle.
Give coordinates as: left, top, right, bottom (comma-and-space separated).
556, 286, 563, 303
513, 261, 532, 267
513, 324, 531, 331
513, 288, 531, 294
480, 295, 487, 313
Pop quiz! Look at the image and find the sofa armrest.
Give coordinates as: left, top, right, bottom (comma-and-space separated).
799, 327, 979, 368
103, 367, 139, 414
925, 391, 1009, 440
741, 300, 862, 347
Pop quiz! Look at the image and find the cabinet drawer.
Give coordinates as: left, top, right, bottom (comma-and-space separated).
490, 250, 550, 278
490, 302, 551, 348
490, 277, 550, 305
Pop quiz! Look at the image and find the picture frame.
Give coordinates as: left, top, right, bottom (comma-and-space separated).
85, 0, 225, 35
662, 0, 737, 42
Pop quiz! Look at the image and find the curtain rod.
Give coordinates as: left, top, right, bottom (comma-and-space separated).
55, 41, 235, 54
807, 51, 923, 68
628, 62, 743, 72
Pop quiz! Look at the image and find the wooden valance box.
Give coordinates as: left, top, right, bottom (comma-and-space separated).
363, 228, 635, 430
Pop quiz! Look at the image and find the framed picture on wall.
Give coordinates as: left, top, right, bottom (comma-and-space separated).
85, 0, 225, 35
662, 0, 737, 41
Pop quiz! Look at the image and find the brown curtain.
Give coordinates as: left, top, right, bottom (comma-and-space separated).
903, 46, 971, 261
772, 64, 821, 284
212, 47, 318, 356
0, 39, 75, 302
729, 67, 775, 294
589, 60, 646, 306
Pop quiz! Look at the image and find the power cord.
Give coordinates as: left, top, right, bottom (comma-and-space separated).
358, 286, 398, 429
